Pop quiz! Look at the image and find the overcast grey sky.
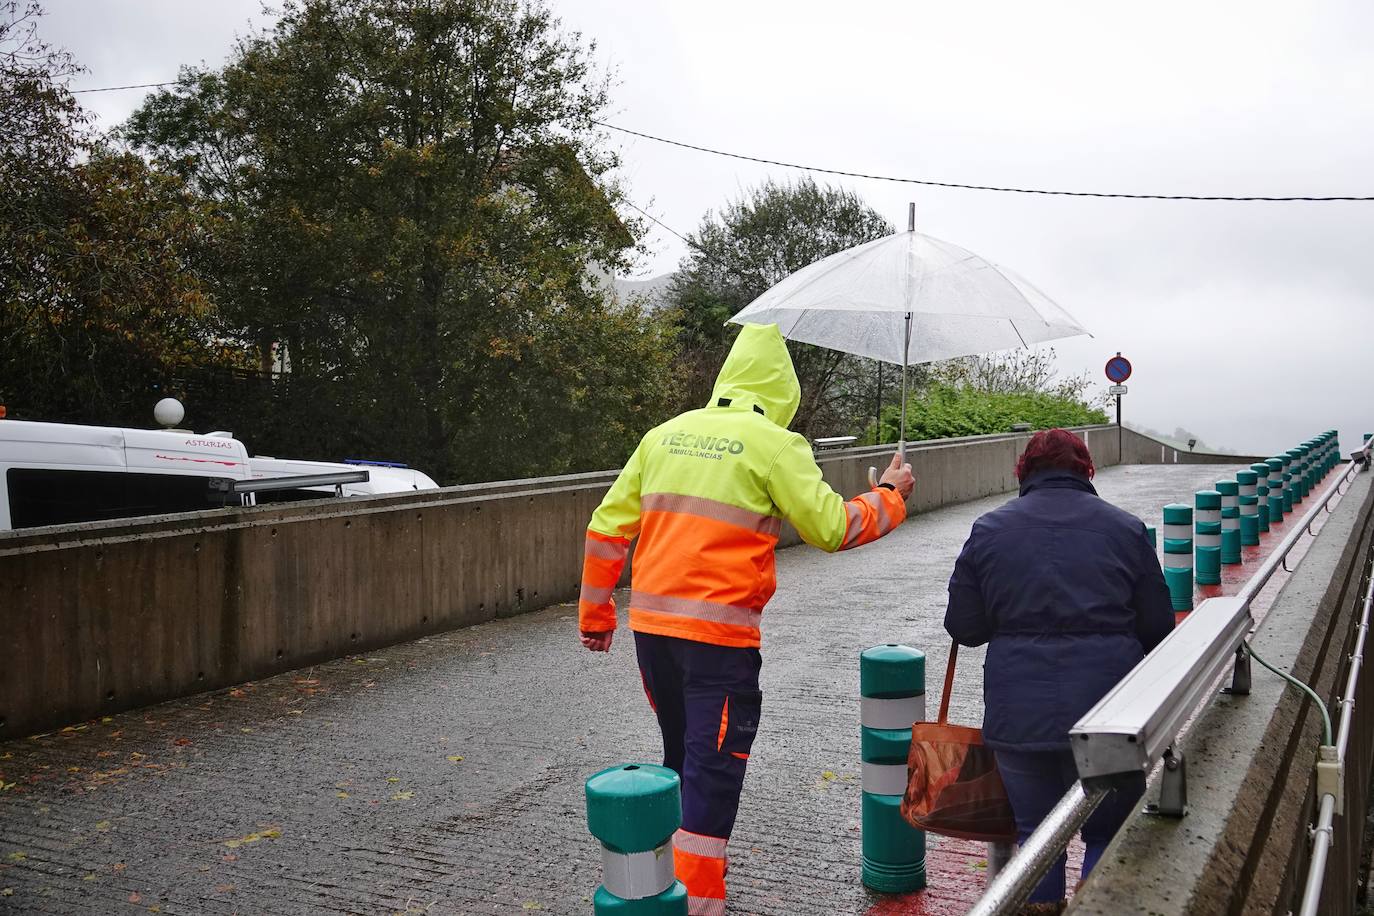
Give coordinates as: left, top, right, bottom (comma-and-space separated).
45, 0, 1374, 457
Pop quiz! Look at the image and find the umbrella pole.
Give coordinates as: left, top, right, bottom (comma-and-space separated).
898, 312, 912, 462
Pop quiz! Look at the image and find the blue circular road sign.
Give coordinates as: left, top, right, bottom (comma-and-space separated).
1105, 354, 1132, 384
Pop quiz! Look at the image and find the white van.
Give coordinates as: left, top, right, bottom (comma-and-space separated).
0, 418, 437, 532
247, 456, 439, 501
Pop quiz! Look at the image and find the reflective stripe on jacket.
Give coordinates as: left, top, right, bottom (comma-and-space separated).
578, 323, 907, 649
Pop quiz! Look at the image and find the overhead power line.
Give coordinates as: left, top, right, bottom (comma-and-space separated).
594, 120, 1374, 203
72, 81, 179, 94
65, 80, 1373, 202
620, 198, 696, 249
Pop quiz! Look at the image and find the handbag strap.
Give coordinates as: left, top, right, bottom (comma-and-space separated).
938, 641, 958, 725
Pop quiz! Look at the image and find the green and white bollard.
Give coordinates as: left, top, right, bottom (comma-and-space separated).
1286, 449, 1305, 505
1146, 525, 1157, 549
1298, 443, 1314, 497
1216, 480, 1241, 565
1195, 490, 1222, 586
1162, 504, 1193, 611
585, 764, 689, 915
1251, 463, 1271, 534
860, 644, 927, 893
1267, 457, 1287, 521
1237, 470, 1259, 547
1280, 454, 1296, 515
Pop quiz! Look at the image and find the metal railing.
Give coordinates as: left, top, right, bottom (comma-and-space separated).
1296, 548, 1374, 915
968, 444, 1372, 916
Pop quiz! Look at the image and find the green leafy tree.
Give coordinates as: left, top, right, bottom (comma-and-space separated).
665, 177, 894, 437
124, 0, 672, 482
0, 1, 239, 425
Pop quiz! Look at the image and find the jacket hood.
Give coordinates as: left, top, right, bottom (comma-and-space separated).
709, 323, 802, 428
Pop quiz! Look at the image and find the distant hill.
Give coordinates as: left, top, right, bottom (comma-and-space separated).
611, 272, 675, 311
1128, 422, 1236, 455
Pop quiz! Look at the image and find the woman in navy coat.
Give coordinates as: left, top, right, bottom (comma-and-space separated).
944, 429, 1174, 914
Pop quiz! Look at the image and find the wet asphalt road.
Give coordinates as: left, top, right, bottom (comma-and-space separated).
0, 464, 1251, 916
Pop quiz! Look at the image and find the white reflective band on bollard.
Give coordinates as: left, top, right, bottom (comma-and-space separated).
1163, 524, 1191, 539
863, 761, 910, 795
1196, 532, 1221, 547
600, 840, 676, 900
1163, 552, 1192, 569
861, 694, 927, 730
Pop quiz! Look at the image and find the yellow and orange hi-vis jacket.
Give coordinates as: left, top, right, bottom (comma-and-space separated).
578, 323, 908, 649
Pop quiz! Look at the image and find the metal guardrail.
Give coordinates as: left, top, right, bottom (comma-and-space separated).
968, 441, 1371, 916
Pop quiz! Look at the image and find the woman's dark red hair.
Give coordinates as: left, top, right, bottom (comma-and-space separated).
1015, 428, 1095, 481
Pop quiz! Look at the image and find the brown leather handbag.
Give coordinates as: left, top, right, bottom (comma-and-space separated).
900, 641, 1018, 842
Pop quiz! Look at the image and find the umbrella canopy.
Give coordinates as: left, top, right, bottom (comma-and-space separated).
728, 229, 1089, 366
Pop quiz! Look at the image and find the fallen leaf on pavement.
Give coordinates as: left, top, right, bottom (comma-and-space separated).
390, 791, 414, 801
446, 755, 464, 763
128, 892, 141, 904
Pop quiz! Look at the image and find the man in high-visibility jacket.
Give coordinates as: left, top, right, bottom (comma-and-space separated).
579, 323, 915, 914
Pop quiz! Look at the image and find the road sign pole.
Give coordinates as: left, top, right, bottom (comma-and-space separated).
1104, 354, 1132, 463
1116, 393, 1122, 459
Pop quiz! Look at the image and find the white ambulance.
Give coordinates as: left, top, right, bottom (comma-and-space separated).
0, 405, 438, 532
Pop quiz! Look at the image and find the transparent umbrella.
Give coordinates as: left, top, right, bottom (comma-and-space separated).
729, 206, 1091, 480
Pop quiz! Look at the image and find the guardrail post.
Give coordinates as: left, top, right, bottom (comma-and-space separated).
1216, 480, 1241, 565
1195, 490, 1222, 585
1251, 463, 1271, 534
1163, 504, 1194, 611
585, 764, 689, 914
860, 644, 927, 892
1237, 470, 1259, 547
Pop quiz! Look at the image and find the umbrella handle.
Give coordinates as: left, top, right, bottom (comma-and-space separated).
868, 441, 907, 488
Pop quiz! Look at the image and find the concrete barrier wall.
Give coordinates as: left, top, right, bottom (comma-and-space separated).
1119, 426, 1267, 466
0, 423, 1199, 739
1070, 470, 1374, 916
